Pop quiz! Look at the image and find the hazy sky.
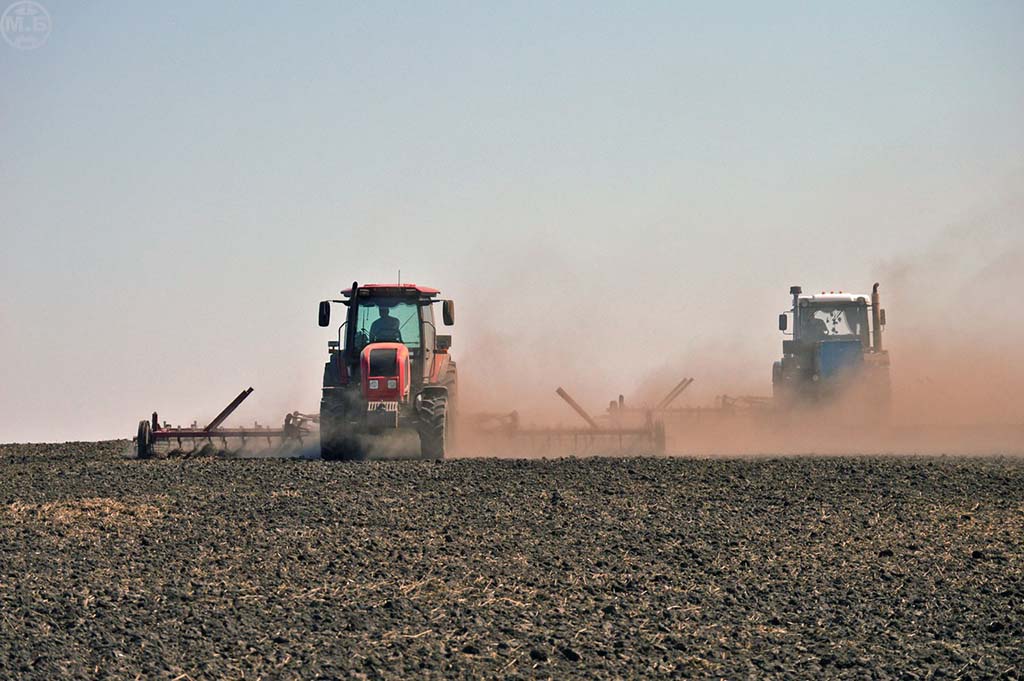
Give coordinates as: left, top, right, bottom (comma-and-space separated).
2, 2, 1022, 441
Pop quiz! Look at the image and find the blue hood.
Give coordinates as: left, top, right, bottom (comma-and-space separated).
816, 340, 863, 379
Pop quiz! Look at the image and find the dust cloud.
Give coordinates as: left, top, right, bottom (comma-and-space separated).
454, 192, 1024, 457
881, 208, 1024, 428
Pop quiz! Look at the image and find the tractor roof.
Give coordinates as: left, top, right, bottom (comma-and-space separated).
341, 283, 441, 298
799, 292, 870, 305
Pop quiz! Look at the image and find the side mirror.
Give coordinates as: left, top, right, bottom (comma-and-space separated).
436, 335, 452, 352
880, 309, 886, 326
778, 313, 788, 331
318, 301, 331, 327
442, 299, 455, 326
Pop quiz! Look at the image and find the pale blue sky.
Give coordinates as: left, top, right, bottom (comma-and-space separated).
2, 2, 1022, 440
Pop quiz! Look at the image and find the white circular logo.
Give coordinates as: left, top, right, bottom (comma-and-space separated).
2, 1, 51, 50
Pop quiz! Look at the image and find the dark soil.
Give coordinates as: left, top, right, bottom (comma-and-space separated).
1, 442, 1021, 679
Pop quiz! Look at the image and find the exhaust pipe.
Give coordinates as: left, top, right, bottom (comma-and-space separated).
871, 282, 883, 352
345, 280, 359, 363
790, 286, 802, 334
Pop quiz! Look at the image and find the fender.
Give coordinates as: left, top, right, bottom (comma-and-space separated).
428, 352, 452, 384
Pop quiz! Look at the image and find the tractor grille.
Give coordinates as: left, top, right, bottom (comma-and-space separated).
368, 348, 398, 376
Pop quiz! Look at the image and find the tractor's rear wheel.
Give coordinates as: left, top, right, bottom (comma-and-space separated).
417, 394, 449, 460
136, 420, 154, 459
319, 398, 364, 461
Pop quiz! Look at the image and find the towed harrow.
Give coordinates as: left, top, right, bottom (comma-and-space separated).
134, 387, 316, 458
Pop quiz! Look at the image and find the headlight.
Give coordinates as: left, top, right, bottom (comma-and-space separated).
387, 379, 398, 390
369, 379, 379, 389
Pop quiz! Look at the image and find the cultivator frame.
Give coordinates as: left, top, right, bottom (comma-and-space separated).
467, 410, 666, 456
465, 385, 670, 456
550, 379, 779, 455
134, 387, 315, 458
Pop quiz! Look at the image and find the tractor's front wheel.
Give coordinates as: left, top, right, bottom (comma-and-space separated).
417, 394, 449, 460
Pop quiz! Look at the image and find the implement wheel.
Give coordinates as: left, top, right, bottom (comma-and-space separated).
136, 420, 154, 459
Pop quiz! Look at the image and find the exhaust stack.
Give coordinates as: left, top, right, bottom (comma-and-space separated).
789, 286, 802, 337
871, 282, 883, 352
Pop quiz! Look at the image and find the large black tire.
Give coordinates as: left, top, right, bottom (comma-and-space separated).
772, 366, 794, 411
136, 420, 154, 459
417, 393, 449, 460
319, 398, 364, 461
441, 363, 458, 451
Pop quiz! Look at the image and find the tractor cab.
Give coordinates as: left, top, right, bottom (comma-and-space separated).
344, 285, 437, 359
794, 294, 871, 346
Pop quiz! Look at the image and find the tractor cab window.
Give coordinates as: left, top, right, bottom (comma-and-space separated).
352, 300, 421, 350
800, 304, 867, 342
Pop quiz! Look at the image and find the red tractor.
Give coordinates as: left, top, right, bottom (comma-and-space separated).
317, 282, 457, 460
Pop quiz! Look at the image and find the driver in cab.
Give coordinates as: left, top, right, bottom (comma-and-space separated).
807, 315, 830, 340
369, 305, 402, 343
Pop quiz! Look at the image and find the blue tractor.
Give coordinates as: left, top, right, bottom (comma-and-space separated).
773, 283, 890, 411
